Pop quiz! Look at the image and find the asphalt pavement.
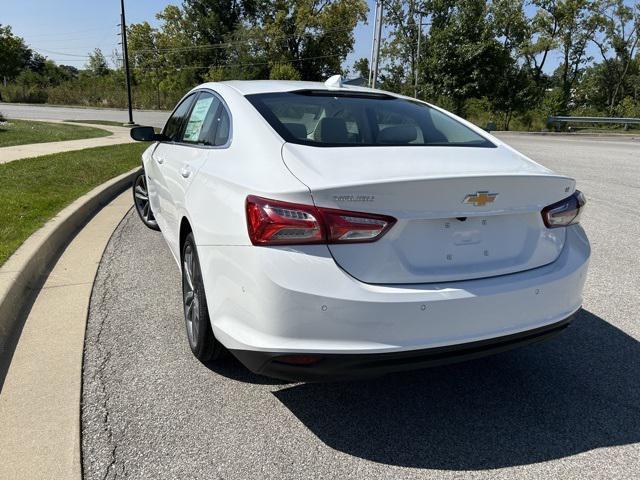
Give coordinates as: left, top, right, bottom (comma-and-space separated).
0, 103, 169, 128
81, 133, 640, 479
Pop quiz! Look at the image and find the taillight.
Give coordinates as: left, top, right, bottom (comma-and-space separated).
320, 208, 395, 242
245, 195, 396, 245
246, 196, 323, 244
541, 190, 586, 228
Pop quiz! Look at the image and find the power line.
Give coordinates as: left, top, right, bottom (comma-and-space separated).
128, 25, 360, 55
29, 25, 358, 70
30, 25, 359, 63
153, 52, 346, 71
19, 27, 115, 39
42, 58, 88, 63
31, 48, 91, 58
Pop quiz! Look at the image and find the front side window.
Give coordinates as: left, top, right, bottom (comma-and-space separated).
163, 93, 196, 141
247, 91, 494, 148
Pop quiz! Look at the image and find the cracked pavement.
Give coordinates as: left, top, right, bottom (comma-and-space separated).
82, 134, 640, 479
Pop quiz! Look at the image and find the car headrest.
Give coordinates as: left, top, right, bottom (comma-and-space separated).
283, 122, 307, 139
314, 117, 349, 143
378, 125, 418, 144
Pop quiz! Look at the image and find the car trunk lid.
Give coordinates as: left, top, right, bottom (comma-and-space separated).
281, 143, 575, 284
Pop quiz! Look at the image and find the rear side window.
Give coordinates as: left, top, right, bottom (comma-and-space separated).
213, 107, 230, 146
247, 91, 494, 148
163, 93, 196, 141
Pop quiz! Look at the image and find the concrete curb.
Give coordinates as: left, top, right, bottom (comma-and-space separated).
0, 167, 141, 367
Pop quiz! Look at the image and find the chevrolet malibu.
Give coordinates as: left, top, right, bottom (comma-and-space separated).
130, 78, 590, 381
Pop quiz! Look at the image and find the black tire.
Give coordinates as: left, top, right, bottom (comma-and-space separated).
181, 233, 223, 362
133, 170, 160, 231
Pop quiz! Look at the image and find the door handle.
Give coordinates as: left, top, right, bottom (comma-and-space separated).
180, 166, 192, 178
155, 156, 164, 165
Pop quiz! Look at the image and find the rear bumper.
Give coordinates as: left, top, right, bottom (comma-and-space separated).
231, 315, 574, 381
198, 225, 589, 377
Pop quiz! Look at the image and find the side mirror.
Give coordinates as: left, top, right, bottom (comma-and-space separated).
130, 126, 166, 142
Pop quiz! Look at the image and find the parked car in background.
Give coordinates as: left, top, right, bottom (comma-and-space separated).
130, 78, 590, 381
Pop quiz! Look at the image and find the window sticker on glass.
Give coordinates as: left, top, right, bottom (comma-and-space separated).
183, 96, 214, 142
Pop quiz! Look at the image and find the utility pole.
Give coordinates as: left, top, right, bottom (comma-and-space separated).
414, 13, 430, 99
414, 14, 422, 98
369, 0, 384, 89
120, 0, 135, 125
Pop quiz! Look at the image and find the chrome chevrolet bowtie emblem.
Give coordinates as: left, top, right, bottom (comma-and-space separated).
463, 191, 498, 206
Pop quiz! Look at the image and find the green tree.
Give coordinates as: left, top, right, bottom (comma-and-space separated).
379, 0, 425, 96
523, 1, 564, 87
590, 0, 640, 114
87, 48, 109, 76
127, 21, 167, 108
351, 57, 369, 79
251, 0, 368, 80
419, 0, 508, 116
128, 1, 366, 84
0, 25, 31, 85
489, 0, 539, 129
554, 0, 599, 114
182, 0, 259, 68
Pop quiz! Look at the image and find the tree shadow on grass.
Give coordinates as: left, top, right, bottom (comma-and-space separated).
273, 309, 640, 470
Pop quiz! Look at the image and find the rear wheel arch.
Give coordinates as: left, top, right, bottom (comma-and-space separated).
179, 217, 193, 258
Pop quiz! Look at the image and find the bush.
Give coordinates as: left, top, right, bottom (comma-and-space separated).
0, 84, 48, 103
269, 63, 301, 81
464, 97, 494, 129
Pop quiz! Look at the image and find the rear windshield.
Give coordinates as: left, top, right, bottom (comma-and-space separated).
246, 90, 495, 148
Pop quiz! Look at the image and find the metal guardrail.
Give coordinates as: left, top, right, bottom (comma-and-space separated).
547, 116, 640, 130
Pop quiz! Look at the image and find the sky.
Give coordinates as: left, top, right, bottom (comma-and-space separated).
3, 0, 571, 77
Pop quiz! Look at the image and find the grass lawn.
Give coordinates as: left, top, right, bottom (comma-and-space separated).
0, 119, 111, 148
0, 142, 148, 266
65, 119, 131, 127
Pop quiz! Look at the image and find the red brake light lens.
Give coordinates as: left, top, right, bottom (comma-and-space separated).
541, 190, 586, 228
245, 196, 396, 245
246, 196, 323, 244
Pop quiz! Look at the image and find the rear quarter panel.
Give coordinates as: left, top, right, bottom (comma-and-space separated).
183, 84, 313, 247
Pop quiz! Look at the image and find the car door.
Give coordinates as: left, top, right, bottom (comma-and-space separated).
156, 90, 226, 257
150, 93, 196, 236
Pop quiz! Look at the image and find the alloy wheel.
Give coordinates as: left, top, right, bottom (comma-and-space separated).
183, 244, 200, 347
133, 173, 158, 228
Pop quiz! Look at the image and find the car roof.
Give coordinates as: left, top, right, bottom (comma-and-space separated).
198, 80, 392, 97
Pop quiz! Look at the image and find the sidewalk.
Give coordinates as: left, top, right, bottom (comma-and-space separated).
0, 191, 133, 480
0, 120, 135, 165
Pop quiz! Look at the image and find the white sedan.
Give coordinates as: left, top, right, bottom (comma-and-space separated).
130, 78, 590, 381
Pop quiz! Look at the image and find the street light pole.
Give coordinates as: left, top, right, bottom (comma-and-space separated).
369, 0, 384, 89
120, 0, 135, 125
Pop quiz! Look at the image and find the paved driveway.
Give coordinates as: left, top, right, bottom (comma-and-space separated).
82, 134, 640, 479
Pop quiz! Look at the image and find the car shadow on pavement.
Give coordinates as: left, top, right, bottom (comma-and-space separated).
204, 353, 290, 386
273, 309, 640, 470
